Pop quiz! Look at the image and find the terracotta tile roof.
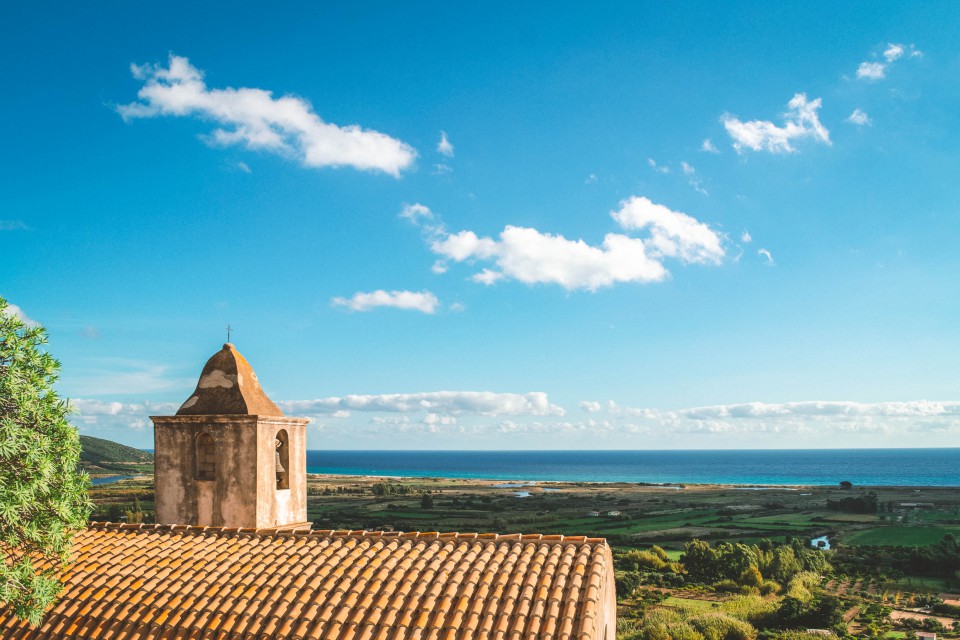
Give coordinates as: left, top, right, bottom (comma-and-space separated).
0, 524, 615, 640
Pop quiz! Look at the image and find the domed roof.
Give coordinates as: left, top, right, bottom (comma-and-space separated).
176, 344, 283, 416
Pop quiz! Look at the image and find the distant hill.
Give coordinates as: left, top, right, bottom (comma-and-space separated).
79, 435, 154, 474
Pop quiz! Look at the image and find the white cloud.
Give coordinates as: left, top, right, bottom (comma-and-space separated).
236, 161, 251, 173
332, 290, 439, 314
1, 302, 38, 327
70, 399, 179, 419
758, 248, 775, 265
701, 139, 720, 154
70, 393, 960, 449
611, 197, 724, 264
399, 203, 433, 223
857, 62, 886, 80
438, 227, 665, 291
647, 158, 670, 174
423, 197, 724, 292
437, 131, 454, 157
679, 163, 708, 195
847, 108, 872, 126
432, 163, 453, 175
585, 173, 598, 184
279, 391, 565, 417
448, 302, 465, 312
118, 54, 416, 177
855, 43, 922, 81
722, 93, 830, 154
0, 220, 29, 231
472, 268, 504, 286
740, 231, 752, 243
590, 399, 960, 442
883, 43, 905, 62
431, 230, 498, 262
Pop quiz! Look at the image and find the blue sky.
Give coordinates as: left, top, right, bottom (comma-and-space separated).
3, 2, 960, 449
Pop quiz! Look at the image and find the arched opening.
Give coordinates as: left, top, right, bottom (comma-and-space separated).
195, 432, 216, 480
275, 429, 290, 490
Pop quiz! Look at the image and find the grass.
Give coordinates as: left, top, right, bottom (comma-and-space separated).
822, 514, 881, 523
662, 597, 720, 612
844, 526, 960, 546
883, 576, 951, 593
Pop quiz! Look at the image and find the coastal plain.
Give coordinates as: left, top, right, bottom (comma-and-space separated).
91, 473, 960, 553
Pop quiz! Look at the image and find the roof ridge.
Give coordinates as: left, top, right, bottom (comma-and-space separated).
87, 523, 607, 546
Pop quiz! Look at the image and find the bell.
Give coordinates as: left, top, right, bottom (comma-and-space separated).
275, 449, 285, 474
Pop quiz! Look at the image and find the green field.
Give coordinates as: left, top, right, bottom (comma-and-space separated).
844, 526, 960, 546
882, 576, 951, 592
662, 597, 720, 612
87, 469, 960, 557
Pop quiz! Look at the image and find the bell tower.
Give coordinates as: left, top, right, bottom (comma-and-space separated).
151, 344, 309, 529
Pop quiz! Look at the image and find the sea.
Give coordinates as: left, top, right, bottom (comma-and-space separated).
304, 449, 960, 486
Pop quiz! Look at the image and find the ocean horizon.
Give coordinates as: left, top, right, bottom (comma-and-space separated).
301, 448, 960, 486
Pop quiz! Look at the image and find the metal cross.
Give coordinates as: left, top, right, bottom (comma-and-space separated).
226, 324, 233, 343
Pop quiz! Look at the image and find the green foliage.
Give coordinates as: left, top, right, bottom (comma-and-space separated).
687, 613, 758, 640
768, 633, 838, 640
827, 491, 879, 514
740, 566, 764, 588
784, 572, 820, 602
931, 601, 960, 617
773, 594, 845, 632
833, 533, 960, 577
632, 608, 707, 640
420, 493, 434, 509
616, 571, 643, 599
0, 298, 92, 625
681, 539, 829, 590
720, 595, 779, 628
370, 481, 411, 497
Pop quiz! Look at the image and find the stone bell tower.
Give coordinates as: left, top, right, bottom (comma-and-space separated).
151, 344, 309, 529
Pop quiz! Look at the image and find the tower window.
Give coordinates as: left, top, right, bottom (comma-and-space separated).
195, 432, 216, 480
275, 429, 290, 490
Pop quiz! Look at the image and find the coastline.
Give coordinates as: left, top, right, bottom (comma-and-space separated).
304, 448, 960, 487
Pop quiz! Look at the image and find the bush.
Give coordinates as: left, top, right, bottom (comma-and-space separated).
932, 602, 960, 617
637, 609, 706, 640
722, 596, 779, 629
688, 613, 758, 640
616, 571, 643, 599
784, 572, 820, 602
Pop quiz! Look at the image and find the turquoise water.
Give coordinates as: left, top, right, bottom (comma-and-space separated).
305, 449, 960, 486
90, 475, 137, 485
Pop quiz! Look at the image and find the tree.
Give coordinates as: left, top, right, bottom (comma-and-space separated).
420, 493, 434, 510
0, 297, 91, 625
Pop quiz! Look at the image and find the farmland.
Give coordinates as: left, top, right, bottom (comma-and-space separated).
88, 475, 960, 639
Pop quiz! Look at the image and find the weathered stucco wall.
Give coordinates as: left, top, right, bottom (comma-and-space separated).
152, 414, 308, 528
256, 418, 308, 528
